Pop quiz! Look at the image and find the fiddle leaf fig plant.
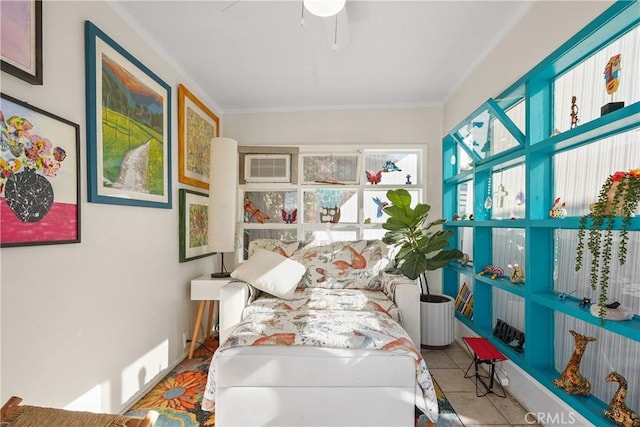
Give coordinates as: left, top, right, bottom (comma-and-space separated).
382, 189, 463, 300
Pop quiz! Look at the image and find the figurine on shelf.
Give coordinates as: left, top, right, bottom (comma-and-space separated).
460, 253, 472, 265
550, 197, 567, 219
490, 266, 504, 279
553, 330, 597, 396
478, 265, 493, 276
570, 95, 579, 129
604, 371, 640, 427
602, 53, 625, 116
589, 302, 634, 321
579, 297, 591, 308
452, 213, 461, 221
508, 264, 525, 284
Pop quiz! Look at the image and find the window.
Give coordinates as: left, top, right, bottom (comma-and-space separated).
240, 146, 424, 259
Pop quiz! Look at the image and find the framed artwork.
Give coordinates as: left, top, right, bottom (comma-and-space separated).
178, 84, 219, 189
179, 189, 214, 262
85, 21, 172, 209
0, 0, 42, 85
0, 93, 80, 247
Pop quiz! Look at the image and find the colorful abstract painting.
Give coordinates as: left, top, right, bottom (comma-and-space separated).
0, 93, 80, 247
178, 84, 219, 189
179, 189, 213, 262
85, 21, 171, 208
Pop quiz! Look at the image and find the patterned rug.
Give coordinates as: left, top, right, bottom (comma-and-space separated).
125, 337, 464, 427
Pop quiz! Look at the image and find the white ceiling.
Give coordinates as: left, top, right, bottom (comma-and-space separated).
113, 1, 533, 114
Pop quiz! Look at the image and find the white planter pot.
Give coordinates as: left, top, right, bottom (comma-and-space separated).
420, 294, 454, 349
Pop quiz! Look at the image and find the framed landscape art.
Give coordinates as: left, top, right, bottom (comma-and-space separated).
179, 189, 214, 262
0, 0, 43, 85
0, 93, 80, 247
178, 84, 219, 189
85, 20, 172, 209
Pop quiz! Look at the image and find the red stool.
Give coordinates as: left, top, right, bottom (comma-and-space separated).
462, 337, 507, 397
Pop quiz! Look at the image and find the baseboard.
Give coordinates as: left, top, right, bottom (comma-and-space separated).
455, 321, 590, 427
119, 349, 189, 414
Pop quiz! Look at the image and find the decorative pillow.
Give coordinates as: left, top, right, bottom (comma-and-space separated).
231, 248, 306, 299
294, 240, 392, 289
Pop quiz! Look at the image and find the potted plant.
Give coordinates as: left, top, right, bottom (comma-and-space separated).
381, 189, 463, 348
575, 168, 640, 322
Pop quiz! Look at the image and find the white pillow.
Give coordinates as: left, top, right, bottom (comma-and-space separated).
231, 248, 306, 299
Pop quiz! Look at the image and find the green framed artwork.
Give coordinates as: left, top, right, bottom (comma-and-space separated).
179, 189, 214, 262
84, 21, 171, 208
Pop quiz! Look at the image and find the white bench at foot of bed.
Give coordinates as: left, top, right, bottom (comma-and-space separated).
215, 346, 417, 427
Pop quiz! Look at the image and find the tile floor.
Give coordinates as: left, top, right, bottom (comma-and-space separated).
422, 341, 541, 427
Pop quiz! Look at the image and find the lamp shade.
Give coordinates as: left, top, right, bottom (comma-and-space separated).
208, 137, 238, 253
303, 0, 346, 17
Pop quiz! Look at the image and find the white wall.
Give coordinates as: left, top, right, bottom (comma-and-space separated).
0, 1, 218, 413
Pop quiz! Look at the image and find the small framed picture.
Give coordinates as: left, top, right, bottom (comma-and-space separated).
178, 84, 219, 189
85, 21, 172, 208
0, 0, 43, 85
179, 189, 214, 262
1, 93, 80, 247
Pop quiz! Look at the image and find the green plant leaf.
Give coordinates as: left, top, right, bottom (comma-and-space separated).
426, 249, 464, 270
386, 189, 411, 209
400, 250, 428, 280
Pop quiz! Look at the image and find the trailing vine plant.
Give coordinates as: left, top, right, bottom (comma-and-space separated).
575, 169, 640, 322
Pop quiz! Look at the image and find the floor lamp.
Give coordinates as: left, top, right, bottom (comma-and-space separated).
208, 137, 238, 278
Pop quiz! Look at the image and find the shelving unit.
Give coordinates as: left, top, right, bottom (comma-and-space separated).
441, 3, 640, 425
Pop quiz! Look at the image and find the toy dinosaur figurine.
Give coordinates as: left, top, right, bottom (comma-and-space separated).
553, 330, 596, 396
604, 371, 640, 427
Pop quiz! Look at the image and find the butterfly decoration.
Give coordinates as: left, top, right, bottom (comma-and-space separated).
244, 197, 270, 224
372, 197, 389, 218
366, 170, 382, 185
382, 160, 402, 172
281, 208, 297, 224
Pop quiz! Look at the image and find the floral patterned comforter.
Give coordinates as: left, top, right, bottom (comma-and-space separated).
202, 308, 439, 423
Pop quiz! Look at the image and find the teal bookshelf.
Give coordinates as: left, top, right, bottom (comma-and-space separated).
442, 2, 640, 425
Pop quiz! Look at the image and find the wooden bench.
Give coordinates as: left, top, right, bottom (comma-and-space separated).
1, 396, 158, 427
462, 337, 507, 397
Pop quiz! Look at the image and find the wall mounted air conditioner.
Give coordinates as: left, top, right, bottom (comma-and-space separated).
244, 154, 291, 183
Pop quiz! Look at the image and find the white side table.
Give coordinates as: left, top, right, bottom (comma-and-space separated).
189, 275, 230, 359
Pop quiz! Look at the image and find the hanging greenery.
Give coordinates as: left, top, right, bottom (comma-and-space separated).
575, 169, 640, 322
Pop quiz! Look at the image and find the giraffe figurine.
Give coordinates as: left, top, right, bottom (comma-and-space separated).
552, 330, 596, 396
604, 371, 640, 427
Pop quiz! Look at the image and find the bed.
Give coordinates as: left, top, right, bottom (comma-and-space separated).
203, 239, 438, 426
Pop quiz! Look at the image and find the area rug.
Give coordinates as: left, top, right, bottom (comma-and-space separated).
125, 337, 464, 427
